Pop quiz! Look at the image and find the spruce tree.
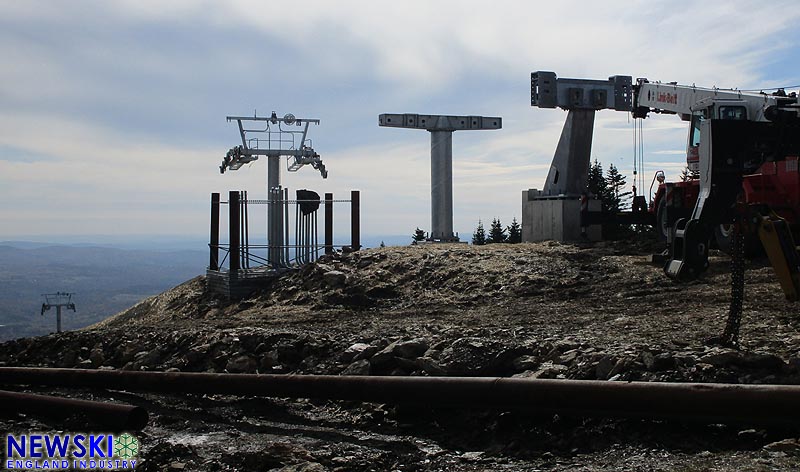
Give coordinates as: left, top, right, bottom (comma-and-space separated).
507, 217, 522, 243
488, 218, 508, 244
472, 220, 487, 245
412, 227, 426, 243
586, 159, 608, 203
605, 163, 632, 212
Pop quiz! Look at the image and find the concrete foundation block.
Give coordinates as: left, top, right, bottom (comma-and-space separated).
521, 191, 601, 242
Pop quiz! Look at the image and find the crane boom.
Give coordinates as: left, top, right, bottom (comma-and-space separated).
632, 80, 794, 121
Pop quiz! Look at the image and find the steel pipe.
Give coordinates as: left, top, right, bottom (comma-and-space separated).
1, 368, 800, 425
0, 389, 148, 431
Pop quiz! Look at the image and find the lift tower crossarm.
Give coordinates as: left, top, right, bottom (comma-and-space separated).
529, 72, 633, 197
531, 71, 633, 111
378, 114, 501, 131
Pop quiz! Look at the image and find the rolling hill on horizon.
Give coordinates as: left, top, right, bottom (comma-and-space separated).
0, 243, 206, 340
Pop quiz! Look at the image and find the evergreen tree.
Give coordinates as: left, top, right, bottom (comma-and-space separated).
586, 159, 635, 240
586, 159, 608, 203
472, 220, 487, 245
507, 217, 522, 243
605, 163, 632, 211
412, 227, 426, 243
488, 218, 508, 244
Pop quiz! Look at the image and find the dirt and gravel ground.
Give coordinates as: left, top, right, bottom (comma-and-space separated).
2, 241, 800, 471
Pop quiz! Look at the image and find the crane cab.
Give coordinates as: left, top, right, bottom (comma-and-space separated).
686, 100, 750, 173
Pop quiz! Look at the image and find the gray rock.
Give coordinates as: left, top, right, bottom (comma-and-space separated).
642, 351, 676, 371
119, 343, 140, 363
133, 349, 161, 368
341, 359, 371, 376
340, 343, 371, 362
557, 350, 579, 365
391, 338, 429, 359
438, 338, 514, 375
741, 353, 785, 370
89, 347, 104, 367
58, 350, 78, 368
512, 370, 537, 378
186, 344, 211, 364
368, 349, 396, 368
699, 349, 744, 367
369, 338, 429, 368
763, 438, 800, 454
530, 361, 569, 379
422, 348, 442, 360
352, 345, 379, 362
512, 355, 539, 371
641, 351, 656, 370
607, 358, 629, 379
323, 270, 347, 288
395, 357, 419, 372
416, 356, 446, 375
595, 356, 616, 380
226, 355, 257, 373
276, 462, 327, 472
674, 354, 697, 367
459, 451, 485, 462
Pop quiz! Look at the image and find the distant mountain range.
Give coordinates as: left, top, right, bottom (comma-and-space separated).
0, 235, 413, 340
0, 243, 206, 341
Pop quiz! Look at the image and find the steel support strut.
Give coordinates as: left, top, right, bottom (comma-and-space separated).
3, 368, 800, 425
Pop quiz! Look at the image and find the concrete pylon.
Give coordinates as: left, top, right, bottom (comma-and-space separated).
543, 109, 596, 196
379, 113, 502, 242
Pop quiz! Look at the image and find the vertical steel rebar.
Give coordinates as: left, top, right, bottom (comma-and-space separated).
351, 190, 361, 251
229, 190, 240, 274
313, 210, 319, 261
210, 193, 220, 271
284, 188, 290, 266
325, 193, 333, 255
245, 190, 250, 269
295, 199, 301, 265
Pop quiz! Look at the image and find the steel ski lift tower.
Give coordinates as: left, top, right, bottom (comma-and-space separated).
379, 113, 502, 242
221, 112, 327, 268
40, 292, 76, 333
522, 72, 632, 241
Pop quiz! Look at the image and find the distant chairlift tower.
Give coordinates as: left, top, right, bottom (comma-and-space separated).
220, 111, 328, 268
40, 292, 76, 333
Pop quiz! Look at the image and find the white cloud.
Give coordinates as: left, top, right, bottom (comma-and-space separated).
1, 0, 798, 239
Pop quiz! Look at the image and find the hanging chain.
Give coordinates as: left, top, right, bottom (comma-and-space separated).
720, 220, 746, 347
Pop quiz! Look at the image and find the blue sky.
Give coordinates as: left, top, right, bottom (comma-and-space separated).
1, 0, 799, 243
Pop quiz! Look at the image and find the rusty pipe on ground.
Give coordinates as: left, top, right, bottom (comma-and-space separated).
0, 367, 798, 425
0, 389, 148, 431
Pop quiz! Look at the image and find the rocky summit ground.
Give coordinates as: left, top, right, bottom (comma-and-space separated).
2, 241, 800, 471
